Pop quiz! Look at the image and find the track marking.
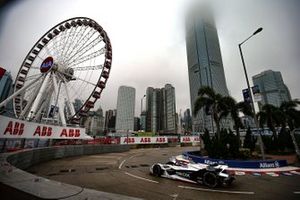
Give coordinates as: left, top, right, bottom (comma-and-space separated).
266, 172, 279, 177
291, 171, 300, 175
235, 171, 246, 176
125, 172, 159, 184
119, 154, 141, 169
294, 191, 300, 194
119, 159, 126, 169
178, 185, 255, 195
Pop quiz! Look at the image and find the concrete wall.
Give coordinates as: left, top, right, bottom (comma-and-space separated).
0, 145, 140, 200
5, 144, 130, 170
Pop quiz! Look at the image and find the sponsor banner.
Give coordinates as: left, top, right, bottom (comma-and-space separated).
120, 136, 168, 145
180, 136, 200, 143
183, 151, 288, 169
0, 115, 91, 139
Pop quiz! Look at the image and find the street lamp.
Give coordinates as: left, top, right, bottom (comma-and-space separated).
238, 27, 265, 160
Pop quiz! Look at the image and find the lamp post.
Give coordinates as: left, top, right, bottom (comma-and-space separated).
239, 27, 265, 160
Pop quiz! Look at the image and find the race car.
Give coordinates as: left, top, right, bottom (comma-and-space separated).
150, 156, 234, 188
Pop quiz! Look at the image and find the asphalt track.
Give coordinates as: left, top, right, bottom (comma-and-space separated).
27, 146, 300, 200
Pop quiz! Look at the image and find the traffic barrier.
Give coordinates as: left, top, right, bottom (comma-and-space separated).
183, 151, 288, 169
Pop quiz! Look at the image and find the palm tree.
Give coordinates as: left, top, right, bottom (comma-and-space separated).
279, 99, 300, 158
257, 104, 281, 140
194, 86, 229, 139
279, 100, 300, 130
222, 96, 252, 147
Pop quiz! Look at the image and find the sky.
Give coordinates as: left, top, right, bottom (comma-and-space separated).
0, 0, 299, 116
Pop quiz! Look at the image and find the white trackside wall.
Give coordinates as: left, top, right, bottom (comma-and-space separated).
120, 136, 168, 145
0, 115, 91, 139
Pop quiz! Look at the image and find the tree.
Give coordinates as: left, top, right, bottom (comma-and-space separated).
222, 96, 252, 147
243, 127, 257, 151
194, 86, 229, 140
279, 100, 300, 157
257, 104, 281, 140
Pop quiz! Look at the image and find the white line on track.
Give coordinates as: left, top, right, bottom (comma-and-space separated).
125, 172, 159, 184
118, 159, 126, 169
178, 185, 255, 195
119, 154, 140, 169
294, 191, 300, 194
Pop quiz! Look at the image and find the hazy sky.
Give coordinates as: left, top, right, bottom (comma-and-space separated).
0, 0, 299, 116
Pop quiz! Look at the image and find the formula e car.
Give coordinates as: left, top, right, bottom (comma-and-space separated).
150, 156, 234, 188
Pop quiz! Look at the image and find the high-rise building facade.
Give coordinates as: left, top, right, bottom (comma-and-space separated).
183, 109, 193, 133
164, 84, 176, 133
84, 107, 104, 136
185, 6, 229, 132
104, 109, 116, 132
252, 70, 291, 109
115, 86, 136, 131
0, 67, 13, 103
145, 84, 176, 134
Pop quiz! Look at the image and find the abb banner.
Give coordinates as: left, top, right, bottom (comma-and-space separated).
0, 115, 91, 139
180, 136, 200, 143
120, 136, 168, 145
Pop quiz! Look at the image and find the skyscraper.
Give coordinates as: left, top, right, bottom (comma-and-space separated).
0, 67, 13, 103
185, 6, 229, 132
252, 70, 291, 109
84, 107, 105, 136
104, 109, 117, 132
115, 86, 136, 131
145, 84, 176, 134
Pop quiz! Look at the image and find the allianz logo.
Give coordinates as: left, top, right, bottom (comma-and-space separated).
259, 161, 280, 168
204, 160, 225, 165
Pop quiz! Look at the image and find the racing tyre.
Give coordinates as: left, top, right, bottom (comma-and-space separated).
203, 172, 219, 188
152, 164, 163, 177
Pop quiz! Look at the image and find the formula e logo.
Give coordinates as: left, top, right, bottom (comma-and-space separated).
40, 57, 54, 73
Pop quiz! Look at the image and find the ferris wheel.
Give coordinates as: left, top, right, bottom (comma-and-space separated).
0, 17, 112, 126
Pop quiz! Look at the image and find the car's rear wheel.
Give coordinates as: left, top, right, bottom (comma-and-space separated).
152, 164, 163, 177
203, 172, 219, 188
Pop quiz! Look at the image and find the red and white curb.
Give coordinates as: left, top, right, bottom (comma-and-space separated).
227, 166, 300, 177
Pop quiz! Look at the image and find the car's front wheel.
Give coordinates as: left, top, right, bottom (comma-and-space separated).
203, 172, 219, 188
152, 164, 163, 177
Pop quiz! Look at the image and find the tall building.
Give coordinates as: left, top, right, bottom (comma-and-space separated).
134, 117, 140, 131
145, 84, 176, 134
140, 111, 147, 131
104, 109, 117, 132
185, 6, 229, 132
115, 86, 136, 131
73, 98, 83, 113
0, 67, 13, 103
183, 109, 193, 133
252, 70, 292, 109
84, 107, 105, 136
164, 84, 176, 133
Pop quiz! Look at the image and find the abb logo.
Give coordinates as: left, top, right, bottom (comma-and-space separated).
123, 137, 135, 144
33, 126, 52, 136
156, 137, 166, 143
140, 137, 151, 143
3, 121, 24, 135
60, 129, 80, 137
182, 137, 191, 142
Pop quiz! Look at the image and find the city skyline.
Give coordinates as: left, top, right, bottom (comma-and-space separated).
0, 0, 299, 116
